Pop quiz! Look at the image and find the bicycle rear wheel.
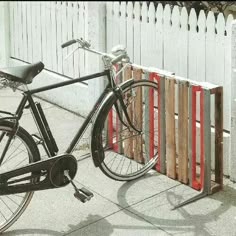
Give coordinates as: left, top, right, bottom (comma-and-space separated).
0, 121, 40, 233
93, 79, 159, 181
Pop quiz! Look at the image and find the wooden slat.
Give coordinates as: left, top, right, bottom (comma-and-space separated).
116, 64, 123, 154
159, 76, 166, 174
133, 68, 144, 162
178, 81, 189, 184
214, 87, 223, 189
123, 67, 133, 158
165, 77, 176, 179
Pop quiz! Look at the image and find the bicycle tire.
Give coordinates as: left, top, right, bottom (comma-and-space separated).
92, 79, 159, 181
0, 120, 40, 233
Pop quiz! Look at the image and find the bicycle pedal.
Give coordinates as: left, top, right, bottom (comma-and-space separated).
79, 187, 94, 198
74, 188, 93, 203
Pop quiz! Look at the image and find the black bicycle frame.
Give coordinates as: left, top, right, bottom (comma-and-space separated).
0, 67, 137, 194
13, 69, 112, 157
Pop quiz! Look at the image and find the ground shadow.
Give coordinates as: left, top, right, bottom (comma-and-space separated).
3, 214, 114, 236
116, 175, 236, 236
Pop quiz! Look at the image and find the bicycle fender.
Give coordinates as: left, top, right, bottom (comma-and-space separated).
90, 78, 135, 167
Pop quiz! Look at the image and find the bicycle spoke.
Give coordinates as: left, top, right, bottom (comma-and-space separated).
0, 198, 14, 214
14, 157, 27, 169
2, 149, 26, 167
6, 196, 21, 207
0, 205, 7, 221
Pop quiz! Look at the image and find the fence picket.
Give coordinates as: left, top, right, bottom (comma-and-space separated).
113, 2, 120, 46
78, 2, 85, 76
119, 2, 127, 47
66, 2, 74, 78
179, 7, 188, 77
17, 2, 23, 60
141, 2, 148, 66
61, 2, 68, 75
147, 2, 156, 67
197, 10, 206, 83
225, 15, 234, 131
45, 2, 53, 70
21, 2, 27, 62
126, 2, 134, 62
56, 2, 63, 74
188, 8, 198, 81
171, 6, 180, 74
106, 2, 113, 55
41, 2, 47, 66
215, 13, 225, 86
163, 4, 172, 71
133, 2, 141, 64
35, 2, 42, 62
50, 2, 57, 73
155, 4, 164, 69
31, 2, 36, 62
72, 2, 79, 78
9, 2, 14, 57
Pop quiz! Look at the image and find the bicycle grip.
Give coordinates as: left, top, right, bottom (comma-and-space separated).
61, 39, 77, 48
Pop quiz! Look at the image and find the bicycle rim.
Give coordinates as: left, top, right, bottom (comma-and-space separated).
0, 125, 37, 232
99, 80, 159, 181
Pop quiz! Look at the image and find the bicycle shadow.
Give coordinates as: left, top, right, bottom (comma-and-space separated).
116, 175, 236, 236
2, 214, 114, 236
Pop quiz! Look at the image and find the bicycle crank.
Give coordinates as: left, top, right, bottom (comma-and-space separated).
0, 154, 77, 195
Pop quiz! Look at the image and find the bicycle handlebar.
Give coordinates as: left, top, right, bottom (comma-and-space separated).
61, 39, 77, 48
61, 38, 130, 66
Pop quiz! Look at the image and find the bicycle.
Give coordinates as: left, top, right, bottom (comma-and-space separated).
0, 38, 158, 232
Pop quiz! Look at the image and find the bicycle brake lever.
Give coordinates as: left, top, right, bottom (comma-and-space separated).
78, 38, 91, 49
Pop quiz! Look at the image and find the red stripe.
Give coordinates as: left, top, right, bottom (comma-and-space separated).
192, 86, 197, 188
149, 73, 154, 160
200, 89, 204, 187
108, 109, 113, 148
192, 86, 202, 190
153, 73, 160, 171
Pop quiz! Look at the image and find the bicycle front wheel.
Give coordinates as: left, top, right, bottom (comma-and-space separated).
0, 121, 40, 233
93, 79, 159, 181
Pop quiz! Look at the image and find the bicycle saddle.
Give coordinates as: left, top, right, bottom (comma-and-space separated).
0, 61, 44, 84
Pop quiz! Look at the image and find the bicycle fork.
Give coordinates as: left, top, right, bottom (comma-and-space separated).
113, 86, 141, 134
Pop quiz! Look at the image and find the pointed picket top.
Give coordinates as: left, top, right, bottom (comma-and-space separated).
216, 13, 225, 36
171, 5, 180, 28
134, 2, 141, 22
198, 10, 206, 33
127, 2, 133, 19
189, 8, 197, 32
206, 11, 215, 34
156, 3, 163, 28
226, 14, 234, 36
163, 4, 171, 28
120, 1, 126, 18
148, 2, 155, 24
113, 1, 120, 18
141, 2, 148, 23
180, 7, 188, 31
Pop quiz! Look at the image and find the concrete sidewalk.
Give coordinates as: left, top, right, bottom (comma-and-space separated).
0, 87, 236, 236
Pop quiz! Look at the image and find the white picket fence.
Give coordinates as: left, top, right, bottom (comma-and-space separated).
107, 2, 234, 131
9, 1, 87, 79
1, 1, 236, 180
